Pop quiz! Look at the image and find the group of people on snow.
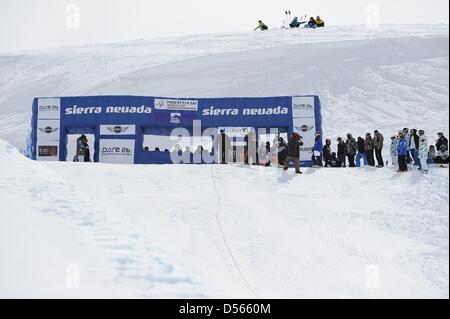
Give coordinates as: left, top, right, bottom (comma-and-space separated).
390, 129, 448, 173
255, 15, 325, 31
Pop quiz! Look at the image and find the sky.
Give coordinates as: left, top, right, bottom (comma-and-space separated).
0, 0, 449, 52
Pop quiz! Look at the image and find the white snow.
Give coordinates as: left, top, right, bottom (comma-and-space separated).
0, 24, 448, 298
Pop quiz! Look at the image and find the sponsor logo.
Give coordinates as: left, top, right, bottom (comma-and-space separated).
39, 104, 59, 112
170, 113, 181, 124
65, 105, 151, 115
155, 99, 198, 111
300, 146, 313, 152
293, 103, 313, 110
203, 106, 288, 116
297, 125, 314, 133
39, 126, 59, 134
107, 126, 129, 134
101, 146, 132, 155
38, 145, 58, 157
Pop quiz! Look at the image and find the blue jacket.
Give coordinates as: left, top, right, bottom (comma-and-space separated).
397, 138, 408, 156
313, 138, 323, 154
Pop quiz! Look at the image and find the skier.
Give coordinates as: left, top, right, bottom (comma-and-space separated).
328, 152, 342, 168
355, 136, 368, 167
315, 16, 325, 27
304, 17, 317, 28
283, 132, 303, 174
289, 16, 305, 28
345, 133, 357, 167
254, 20, 269, 31
397, 133, 409, 172
323, 139, 332, 167
409, 129, 420, 166
373, 130, 384, 167
390, 135, 399, 167
312, 132, 323, 167
417, 130, 429, 172
435, 132, 448, 151
364, 133, 375, 166
337, 137, 346, 167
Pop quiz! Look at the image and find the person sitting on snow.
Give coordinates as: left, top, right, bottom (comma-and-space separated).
254, 20, 269, 31
305, 17, 317, 28
289, 17, 305, 28
434, 145, 449, 164
435, 132, 448, 152
315, 16, 325, 27
328, 152, 342, 168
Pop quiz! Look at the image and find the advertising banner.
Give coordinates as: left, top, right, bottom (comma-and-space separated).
99, 139, 135, 164
100, 124, 136, 136
154, 98, 198, 111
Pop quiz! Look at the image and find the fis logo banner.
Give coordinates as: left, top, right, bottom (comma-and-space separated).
100, 125, 136, 136
155, 99, 198, 111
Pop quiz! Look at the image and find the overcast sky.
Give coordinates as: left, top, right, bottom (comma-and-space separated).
0, 0, 448, 52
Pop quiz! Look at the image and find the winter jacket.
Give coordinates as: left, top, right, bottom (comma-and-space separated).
328, 156, 341, 167
397, 138, 408, 156
346, 138, 357, 155
436, 136, 449, 151
307, 19, 317, 27
315, 18, 325, 27
313, 138, 323, 154
409, 133, 419, 150
323, 144, 331, 160
418, 135, 428, 159
373, 133, 384, 150
364, 136, 374, 151
255, 21, 268, 31
357, 138, 365, 153
337, 142, 346, 156
287, 138, 302, 158
76, 136, 88, 156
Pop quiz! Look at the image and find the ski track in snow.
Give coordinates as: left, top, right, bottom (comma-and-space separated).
0, 24, 449, 298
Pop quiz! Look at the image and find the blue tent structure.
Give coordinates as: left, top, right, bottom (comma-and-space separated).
28, 95, 322, 166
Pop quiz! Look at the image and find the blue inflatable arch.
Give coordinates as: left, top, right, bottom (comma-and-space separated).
29, 95, 322, 166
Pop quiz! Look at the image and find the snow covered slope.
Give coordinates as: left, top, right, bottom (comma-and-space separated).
0, 25, 449, 298
0, 24, 448, 147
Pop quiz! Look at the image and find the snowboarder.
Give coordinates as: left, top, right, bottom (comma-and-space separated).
277, 137, 289, 166
435, 132, 448, 151
373, 130, 384, 167
254, 20, 269, 31
364, 133, 375, 166
397, 133, 409, 172
346, 133, 357, 167
390, 135, 399, 167
355, 136, 368, 167
312, 132, 323, 167
323, 139, 332, 167
417, 130, 429, 172
283, 132, 303, 174
337, 137, 346, 167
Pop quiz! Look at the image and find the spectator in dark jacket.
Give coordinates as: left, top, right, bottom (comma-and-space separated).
409, 129, 420, 166
436, 132, 448, 151
283, 133, 303, 174
337, 137, 346, 167
345, 133, 357, 167
364, 133, 375, 166
328, 152, 342, 167
323, 139, 332, 167
312, 132, 323, 167
373, 130, 385, 167
355, 136, 368, 167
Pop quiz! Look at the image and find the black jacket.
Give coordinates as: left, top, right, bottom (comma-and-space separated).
436, 136, 449, 151
323, 144, 331, 159
287, 138, 303, 158
357, 138, 365, 153
328, 156, 342, 167
337, 142, 346, 156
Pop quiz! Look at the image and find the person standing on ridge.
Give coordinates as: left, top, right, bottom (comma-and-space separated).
312, 132, 323, 167
323, 139, 332, 167
397, 133, 409, 172
364, 133, 375, 166
373, 130, 385, 167
337, 137, 346, 167
346, 133, 357, 167
254, 20, 268, 31
418, 130, 429, 172
355, 136, 368, 167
